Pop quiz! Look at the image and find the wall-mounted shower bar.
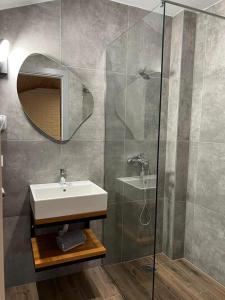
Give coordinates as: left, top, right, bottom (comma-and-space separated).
162, 0, 225, 21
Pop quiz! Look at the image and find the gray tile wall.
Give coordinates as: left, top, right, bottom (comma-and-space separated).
0, 0, 139, 287
163, 10, 196, 259
184, 0, 225, 286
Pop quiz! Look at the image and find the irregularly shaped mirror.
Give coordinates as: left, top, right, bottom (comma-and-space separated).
17, 54, 94, 143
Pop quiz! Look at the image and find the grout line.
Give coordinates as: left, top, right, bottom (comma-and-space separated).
191, 201, 225, 224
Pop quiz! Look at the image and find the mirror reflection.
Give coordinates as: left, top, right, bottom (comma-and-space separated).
17, 54, 94, 142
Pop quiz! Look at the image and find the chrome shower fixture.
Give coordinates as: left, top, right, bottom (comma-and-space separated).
127, 153, 149, 169
138, 69, 151, 80
138, 68, 168, 80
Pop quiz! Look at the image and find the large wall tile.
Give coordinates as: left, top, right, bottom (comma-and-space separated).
184, 201, 194, 261
192, 205, 225, 286
172, 201, 186, 258
103, 203, 123, 264
105, 73, 126, 142
128, 6, 148, 27
106, 32, 127, 74
175, 140, 189, 203
144, 77, 161, 141
200, 72, 225, 143
204, 14, 225, 76
2, 141, 61, 217
186, 142, 198, 203
189, 15, 207, 142
61, 0, 128, 69
4, 216, 36, 287
69, 68, 106, 142
60, 141, 104, 187
189, 13, 207, 141
162, 197, 174, 258
177, 12, 196, 141
196, 142, 225, 214
0, 1, 61, 141
126, 12, 163, 76
166, 11, 184, 146
0, 1, 61, 60
104, 141, 125, 205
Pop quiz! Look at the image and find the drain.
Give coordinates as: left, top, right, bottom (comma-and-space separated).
141, 265, 156, 273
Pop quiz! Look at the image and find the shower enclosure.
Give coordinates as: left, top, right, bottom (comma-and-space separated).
103, 3, 166, 298
103, 0, 225, 299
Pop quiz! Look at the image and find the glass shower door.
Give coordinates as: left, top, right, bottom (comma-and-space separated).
103, 3, 167, 299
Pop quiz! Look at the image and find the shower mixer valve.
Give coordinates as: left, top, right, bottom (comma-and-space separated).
127, 153, 149, 176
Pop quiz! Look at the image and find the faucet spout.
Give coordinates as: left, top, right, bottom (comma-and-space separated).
60, 168, 66, 185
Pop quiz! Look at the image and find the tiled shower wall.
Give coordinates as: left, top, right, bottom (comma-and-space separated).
185, 0, 225, 286
163, 10, 196, 259
0, 0, 148, 287
165, 1, 225, 286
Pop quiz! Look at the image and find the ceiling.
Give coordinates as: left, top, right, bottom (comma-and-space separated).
0, 0, 222, 14
0, 0, 54, 10
110, 0, 222, 16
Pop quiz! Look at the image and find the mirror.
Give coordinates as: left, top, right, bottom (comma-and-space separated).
17, 54, 94, 143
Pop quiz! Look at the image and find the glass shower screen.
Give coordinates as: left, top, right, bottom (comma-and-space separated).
103, 2, 166, 299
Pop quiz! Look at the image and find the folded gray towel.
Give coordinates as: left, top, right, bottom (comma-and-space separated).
56, 229, 86, 252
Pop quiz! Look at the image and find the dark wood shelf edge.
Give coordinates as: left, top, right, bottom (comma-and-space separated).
34, 253, 106, 272
34, 210, 107, 226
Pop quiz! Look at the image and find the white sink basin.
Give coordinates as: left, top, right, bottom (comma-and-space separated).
117, 175, 156, 190
30, 180, 108, 220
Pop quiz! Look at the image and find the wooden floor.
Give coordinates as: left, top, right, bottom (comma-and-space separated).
105, 253, 225, 300
6, 266, 123, 300
6, 253, 225, 300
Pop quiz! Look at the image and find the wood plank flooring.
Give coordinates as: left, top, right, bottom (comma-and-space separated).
6, 266, 123, 300
6, 253, 225, 300
105, 253, 225, 300
5, 283, 39, 300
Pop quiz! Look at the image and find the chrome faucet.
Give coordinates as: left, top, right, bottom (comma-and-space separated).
60, 168, 66, 185
127, 153, 149, 177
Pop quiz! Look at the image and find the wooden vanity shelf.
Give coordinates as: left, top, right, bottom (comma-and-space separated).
30, 209, 107, 271
31, 229, 106, 270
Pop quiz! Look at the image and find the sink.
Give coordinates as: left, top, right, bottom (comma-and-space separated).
30, 181, 108, 220
117, 175, 156, 190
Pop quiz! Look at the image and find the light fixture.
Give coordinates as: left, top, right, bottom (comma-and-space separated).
0, 39, 10, 76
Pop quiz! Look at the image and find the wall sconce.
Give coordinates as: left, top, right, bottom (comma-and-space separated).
0, 39, 10, 76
